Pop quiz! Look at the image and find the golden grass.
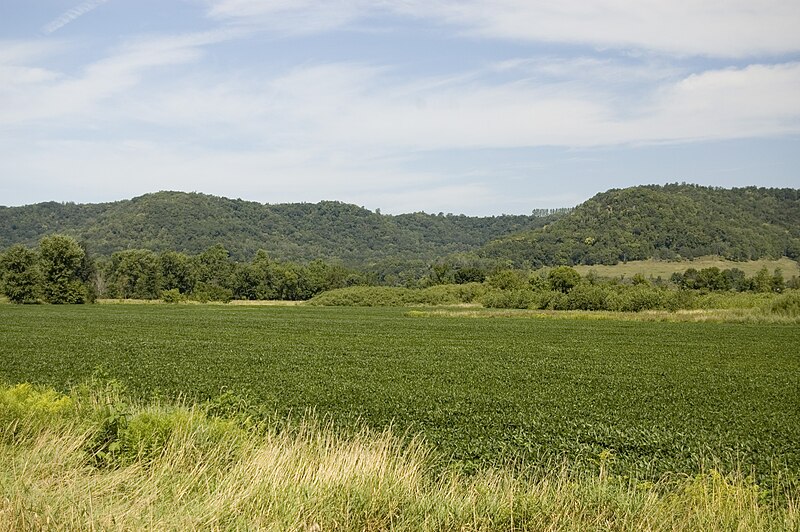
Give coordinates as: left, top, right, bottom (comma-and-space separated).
97, 298, 303, 306
571, 256, 800, 279
407, 307, 800, 324
1, 383, 797, 531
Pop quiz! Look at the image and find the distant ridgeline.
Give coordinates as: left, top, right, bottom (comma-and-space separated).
481, 184, 800, 267
1, 184, 799, 268
0, 192, 555, 265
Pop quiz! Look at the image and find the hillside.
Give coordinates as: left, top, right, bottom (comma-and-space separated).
481, 184, 800, 267
0, 192, 553, 264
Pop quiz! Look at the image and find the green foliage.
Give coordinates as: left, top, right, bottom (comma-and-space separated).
481, 288, 537, 309
1, 305, 798, 491
160, 288, 185, 303
0, 383, 73, 442
564, 283, 610, 310
38, 234, 89, 304
0, 244, 40, 303
2, 382, 796, 530
308, 283, 485, 306
0, 192, 553, 265
105, 249, 161, 299
483, 184, 800, 266
769, 290, 800, 317
548, 266, 581, 293
486, 269, 529, 291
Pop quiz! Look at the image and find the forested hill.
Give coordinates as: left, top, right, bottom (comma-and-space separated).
0, 192, 554, 264
481, 184, 800, 267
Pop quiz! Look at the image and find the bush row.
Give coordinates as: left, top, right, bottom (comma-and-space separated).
309, 283, 798, 314
307, 283, 486, 306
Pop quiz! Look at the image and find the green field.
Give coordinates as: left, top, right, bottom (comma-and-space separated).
1, 304, 798, 488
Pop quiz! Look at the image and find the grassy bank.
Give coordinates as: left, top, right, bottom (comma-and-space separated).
1, 382, 797, 531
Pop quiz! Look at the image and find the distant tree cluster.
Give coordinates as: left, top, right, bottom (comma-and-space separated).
479, 264, 797, 312
0, 236, 366, 303
100, 245, 368, 302
0, 235, 96, 304
485, 185, 800, 267
670, 266, 788, 293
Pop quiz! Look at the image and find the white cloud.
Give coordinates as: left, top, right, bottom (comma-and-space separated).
204, 0, 800, 57
0, 31, 240, 126
3, 2, 799, 211
42, 0, 111, 35
179, 59, 798, 149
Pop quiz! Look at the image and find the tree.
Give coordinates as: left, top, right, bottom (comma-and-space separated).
38, 234, 88, 303
548, 266, 581, 293
751, 267, 773, 293
1, 244, 40, 303
159, 251, 196, 294
106, 249, 160, 299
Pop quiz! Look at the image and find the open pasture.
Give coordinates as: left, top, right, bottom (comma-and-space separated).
570, 255, 800, 280
1, 304, 798, 486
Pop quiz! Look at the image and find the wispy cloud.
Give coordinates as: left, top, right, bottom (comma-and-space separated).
42, 0, 111, 35
3, 1, 798, 210
205, 0, 800, 58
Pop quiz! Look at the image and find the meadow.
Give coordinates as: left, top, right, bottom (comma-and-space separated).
570, 255, 800, 280
1, 304, 798, 490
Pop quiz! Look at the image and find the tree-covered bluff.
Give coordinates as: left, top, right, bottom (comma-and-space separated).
481, 184, 800, 267
0, 191, 553, 265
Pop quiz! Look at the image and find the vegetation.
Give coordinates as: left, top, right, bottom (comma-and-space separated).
4, 186, 798, 272
571, 256, 800, 280
0, 235, 96, 304
4, 235, 796, 313
482, 184, 800, 266
1, 305, 798, 495
2, 381, 796, 530
308, 283, 485, 306
0, 191, 554, 264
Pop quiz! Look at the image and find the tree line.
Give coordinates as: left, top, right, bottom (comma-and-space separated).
0, 235, 366, 304
1, 235, 797, 305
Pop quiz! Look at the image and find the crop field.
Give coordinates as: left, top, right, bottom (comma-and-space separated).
1, 304, 798, 489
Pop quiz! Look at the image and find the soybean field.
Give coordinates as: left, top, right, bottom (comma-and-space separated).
1, 304, 798, 487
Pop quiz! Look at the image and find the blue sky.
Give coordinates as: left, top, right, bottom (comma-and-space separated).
1, 1, 799, 215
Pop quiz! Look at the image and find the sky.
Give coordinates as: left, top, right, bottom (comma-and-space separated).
1, 1, 799, 215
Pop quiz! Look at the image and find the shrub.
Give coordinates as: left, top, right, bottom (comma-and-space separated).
192, 282, 233, 303
565, 284, 611, 311
160, 288, 185, 303
536, 290, 569, 310
548, 266, 582, 293
608, 286, 664, 312
309, 284, 486, 307
769, 290, 800, 317
663, 289, 697, 312
480, 289, 536, 309
486, 270, 529, 291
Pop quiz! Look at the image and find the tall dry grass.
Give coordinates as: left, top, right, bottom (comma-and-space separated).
1, 382, 797, 531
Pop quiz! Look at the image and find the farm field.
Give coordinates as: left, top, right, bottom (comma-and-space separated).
1, 304, 798, 489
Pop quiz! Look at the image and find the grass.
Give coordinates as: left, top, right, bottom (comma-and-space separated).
1, 382, 797, 531
408, 306, 800, 324
96, 298, 303, 306
570, 255, 800, 279
1, 304, 798, 494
